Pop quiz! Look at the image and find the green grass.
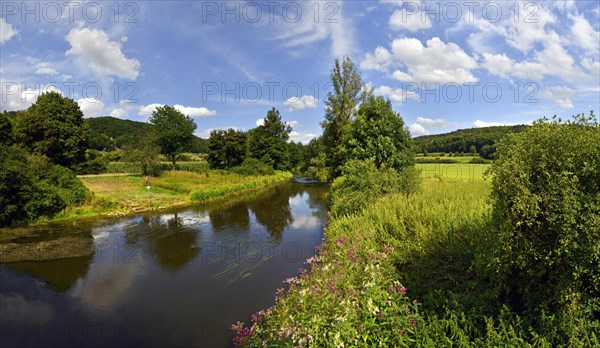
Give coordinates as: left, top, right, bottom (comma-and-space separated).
239, 180, 599, 346
417, 163, 490, 181
52, 170, 292, 222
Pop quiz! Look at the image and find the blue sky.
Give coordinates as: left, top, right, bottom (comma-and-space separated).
1, 1, 599, 141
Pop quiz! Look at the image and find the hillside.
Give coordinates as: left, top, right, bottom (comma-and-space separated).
86, 116, 208, 153
413, 125, 529, 154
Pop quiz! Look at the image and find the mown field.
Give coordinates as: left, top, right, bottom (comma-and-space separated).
417, 163, 489, 181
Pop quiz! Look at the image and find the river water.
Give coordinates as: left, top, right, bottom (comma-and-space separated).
0, 180, 328, 347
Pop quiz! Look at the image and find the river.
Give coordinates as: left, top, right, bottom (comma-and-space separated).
0, 180, 328, 347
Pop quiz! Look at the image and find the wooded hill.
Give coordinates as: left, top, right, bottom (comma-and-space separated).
413, 125, 530, 154
86, 116, 208, 153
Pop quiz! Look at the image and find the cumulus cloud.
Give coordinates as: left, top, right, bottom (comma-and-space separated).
256, 118, 264, 127
0, 19, 17, 45
138, 103, 216, 117
570, 14, 599, 54
283, 95, 319, 111
173, 104, 216, 117
540, 86, 575, 109
362, 37, 478, 84
77, 98, 104, 118
0, 84, 61, 111
110, 108, 129, 118
66, 27, 141, 79
286, 120, 299, 128
373, 85, 418, 103
416, 117, 448, 128
408, 123, 429, 137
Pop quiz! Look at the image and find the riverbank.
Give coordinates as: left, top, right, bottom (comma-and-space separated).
47, 170, 293, 224
234, 176, 598, 346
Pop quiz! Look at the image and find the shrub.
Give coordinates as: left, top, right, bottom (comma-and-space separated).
468, 157, 489, 164
488, 112, 600, 313
231, 158, 274, 176
0, 145, 89, 227
329, 158, 420, 217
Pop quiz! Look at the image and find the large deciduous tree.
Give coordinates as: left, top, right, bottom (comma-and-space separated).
344, 95, 415, 172
149, 105, 197, 168
321, 56, 364, 178
13, 92, 89, 168
248, 108, 292, 170
207, 128, 247, 169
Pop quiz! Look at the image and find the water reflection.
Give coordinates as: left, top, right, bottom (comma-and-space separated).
0, 180, 328, 347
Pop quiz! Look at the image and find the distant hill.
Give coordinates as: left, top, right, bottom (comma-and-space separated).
86, 116, 208, 153
413, 125, 530, 154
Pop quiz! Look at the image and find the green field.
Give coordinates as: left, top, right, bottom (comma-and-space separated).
417, 163, 489, 181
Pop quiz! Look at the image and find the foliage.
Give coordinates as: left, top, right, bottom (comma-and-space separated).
122, 139, 162, 177
13, 92, 90, 168
190, 171, 292, 203
0, 145, 89, 227
479, 144, 496, 159
72, 150, 109, 175
413, 125, 528, 155
0, 112, 13, 145
329, 158, 420, 217
207, 128, 247, 169
149, 105, 197, 166
488, 112, 600, 313
248, 108, 292, 170
238, 178, 599, 347
231, 158, 275, 176
321, 56, 364, 178
305, 152, 330, 182
344, 95, 414, 172
86, 116, 208, 152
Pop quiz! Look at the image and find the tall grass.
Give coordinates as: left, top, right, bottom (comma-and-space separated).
237, 180, 599, 346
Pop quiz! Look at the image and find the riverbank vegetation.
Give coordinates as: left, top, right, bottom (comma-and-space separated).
232, 58, 599, 346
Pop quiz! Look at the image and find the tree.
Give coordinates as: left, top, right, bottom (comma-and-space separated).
489, 112, 599, 313
13, 92, 89, 168
149, 105, 197, 167
0, 112, 13, 145
248, 108, 291, 170
122, 137, 162, 177
207, 129, 247, 169
0, 145, 89, 227
344, 95, 414, 172
321, 56, 364, 178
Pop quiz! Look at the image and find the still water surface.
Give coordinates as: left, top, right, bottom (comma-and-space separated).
0, 180, 328, 347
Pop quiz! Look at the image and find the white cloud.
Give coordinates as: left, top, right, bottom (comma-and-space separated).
416, 117, 448, 128
138, 103, 215, 117
66, 27, 140, 79
173, 104, 216, 117
373, 85, 418, 103
110, 108, 129, 118
289, 131, 318, 144
286, 120, 299, 128
138, 103, 163, 116
540, 86, 575, 109
0, 19, 18, 45
77, 98, 104, 118
362, 37, 478, 84
389, 8, 431, 32
275, 0, 355, 57
570, 14, 600, 54
408, 123, 429, 137
256, 118, 264, 127
283, 95, 319, 111
0, 84, 62, 111
360, 47, 393, 72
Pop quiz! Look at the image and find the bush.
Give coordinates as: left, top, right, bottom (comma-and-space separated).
468, 157, 489, 164
0, 145, 89, 227
73, 150, 109, 174
231, 158, 275, 176
488, 113, 600, 313
329, 158, 420, 217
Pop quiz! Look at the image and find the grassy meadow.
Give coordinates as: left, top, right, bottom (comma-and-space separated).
52, 170, 292, 222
